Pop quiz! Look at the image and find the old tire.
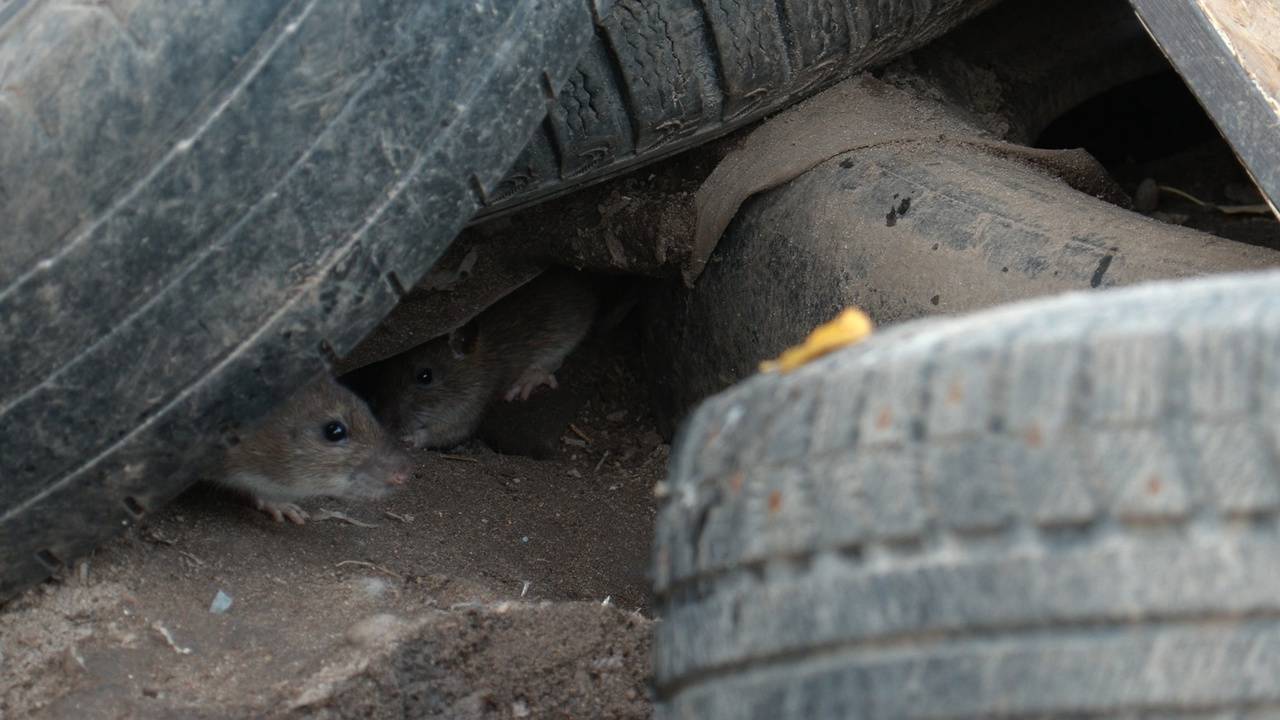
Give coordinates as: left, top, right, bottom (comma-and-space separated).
654, 270, 1280, 717
641, 138, 1280, 435
0, 0, 595, 600
476, 0, 999, 217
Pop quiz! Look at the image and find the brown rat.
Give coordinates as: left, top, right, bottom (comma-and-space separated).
362, 268, 598, 449
219, 376, 412, 524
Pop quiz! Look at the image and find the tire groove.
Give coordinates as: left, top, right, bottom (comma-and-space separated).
657, 612, 1280, 702
593, 18, 643, 161
690, 0, 728, 121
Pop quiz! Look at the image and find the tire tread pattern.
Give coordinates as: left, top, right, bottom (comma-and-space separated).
480, 0, 994, 213
654, 272, 1280, 718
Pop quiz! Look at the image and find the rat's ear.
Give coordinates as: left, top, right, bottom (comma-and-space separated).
448, 319, 479, 358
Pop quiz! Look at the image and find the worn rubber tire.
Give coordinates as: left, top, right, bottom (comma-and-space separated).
641, 138, 1279, 436
0, 0, 596, 601
654, 270, 1280, 718
475, 0, 999, 217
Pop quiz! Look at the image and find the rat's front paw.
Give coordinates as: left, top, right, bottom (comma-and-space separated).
404, 428, 431, 450
255, 498, 310, 525
505, 367, 558, 402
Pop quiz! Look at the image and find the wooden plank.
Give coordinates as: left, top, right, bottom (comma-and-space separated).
1130, 0, 1280, 217
1199, 1, 1280, 113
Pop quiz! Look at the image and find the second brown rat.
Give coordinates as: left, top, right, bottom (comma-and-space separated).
362, 268, 598, 449
219, 376, 413, 524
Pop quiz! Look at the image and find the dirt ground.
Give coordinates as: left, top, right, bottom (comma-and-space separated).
0, 332, 663, 719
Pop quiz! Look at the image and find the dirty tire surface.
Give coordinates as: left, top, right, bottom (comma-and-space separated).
476, 0, 998, 217
654, 270, 1280, 718
0, 0, 596, 600
641, 138, 1279, 435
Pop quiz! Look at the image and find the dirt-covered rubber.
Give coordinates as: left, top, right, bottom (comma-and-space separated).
473, 0, 998, 217
0, 0, 595, 601
654, 270, 1280, 718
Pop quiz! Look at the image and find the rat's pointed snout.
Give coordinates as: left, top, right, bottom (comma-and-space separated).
386, 452, 414, 486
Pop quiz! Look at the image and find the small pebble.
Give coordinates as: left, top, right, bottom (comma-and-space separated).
1134, 177, 1159, 213
1224, 181, 1262, 204
62, 646, 86, 674
357, 576, 390, 599
345, 613, 403, 648
209, 590, 233, 614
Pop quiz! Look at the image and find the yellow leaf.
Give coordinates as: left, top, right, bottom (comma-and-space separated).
759, 308, 874, 373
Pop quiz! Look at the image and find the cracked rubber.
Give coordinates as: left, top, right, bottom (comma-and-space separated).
476, 0, 998, 217
654, 270, 1280, 718
0, 0, 595, 600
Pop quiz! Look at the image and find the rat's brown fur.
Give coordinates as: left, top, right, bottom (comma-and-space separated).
220, 376, 411, 522
366, 269, 598, 449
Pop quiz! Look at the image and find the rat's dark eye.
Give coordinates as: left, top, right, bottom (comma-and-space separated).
322, 421, 348, 442
416, 368, 433, 386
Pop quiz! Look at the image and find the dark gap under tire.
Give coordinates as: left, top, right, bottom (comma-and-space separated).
655, 270, 1280, 718
0, 0, 596, 601
471, 0, 1000, 218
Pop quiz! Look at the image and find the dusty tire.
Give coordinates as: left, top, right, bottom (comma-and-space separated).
640, 139, 1279, 435
476, 0, 999, 217
654, 271, 1280, 717
0, 0, 596, 600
